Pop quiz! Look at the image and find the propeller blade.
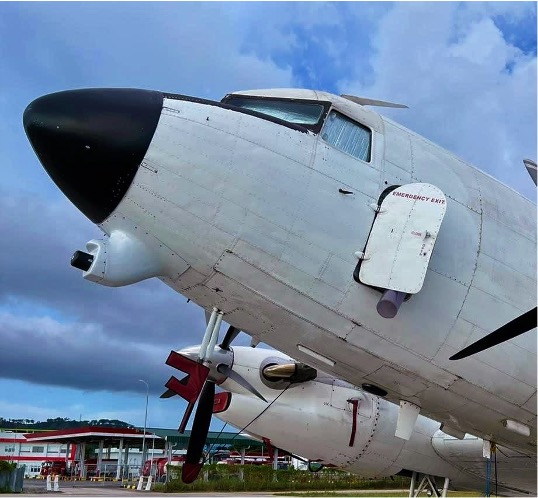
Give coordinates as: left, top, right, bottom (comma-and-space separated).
220, 326, 240, 350
217, 364, 267, 403
450, 307, 537, 360
178, 401, 196, 434
341, 94, 408, 109
523, 159, 537, 186
181, 382, 215, 484
159, 388, 176, 399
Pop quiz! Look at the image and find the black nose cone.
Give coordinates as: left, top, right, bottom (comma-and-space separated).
23, 88, 163, 223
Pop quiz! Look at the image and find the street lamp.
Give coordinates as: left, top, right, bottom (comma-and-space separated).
138, 379, 149, 470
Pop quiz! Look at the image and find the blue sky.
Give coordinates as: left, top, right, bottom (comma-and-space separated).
0, 2, 536, 431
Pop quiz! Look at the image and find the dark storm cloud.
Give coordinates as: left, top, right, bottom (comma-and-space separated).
0, 191, 202, 346
0, 191, 211, 392
0, 312, 173, 395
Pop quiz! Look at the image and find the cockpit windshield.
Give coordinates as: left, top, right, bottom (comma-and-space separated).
222, 95, 329, 133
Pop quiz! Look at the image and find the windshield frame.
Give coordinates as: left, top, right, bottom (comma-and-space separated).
221, 94, 331, 134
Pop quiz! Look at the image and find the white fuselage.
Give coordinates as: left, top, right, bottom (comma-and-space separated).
92, 89, 536, 455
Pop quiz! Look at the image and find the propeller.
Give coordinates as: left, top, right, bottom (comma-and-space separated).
450, 307, 537, 360
217, 364, 266, 402
181, 381, 215, 484
159, 388, 176, 399
340, 94, 408, 109
160, 320, 267, 483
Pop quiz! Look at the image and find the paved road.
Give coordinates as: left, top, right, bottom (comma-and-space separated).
2, 481, 280, 497
11, 479, 408, 497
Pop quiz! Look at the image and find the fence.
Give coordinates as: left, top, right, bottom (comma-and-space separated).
83, 463, 143, 480
0, 466, 25, 492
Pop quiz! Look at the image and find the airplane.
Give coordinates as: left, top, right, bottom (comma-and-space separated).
22, 86, 536, 480
162, 338, 537, 496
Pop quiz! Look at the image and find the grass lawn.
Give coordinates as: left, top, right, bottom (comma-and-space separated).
275, 491, 482, 497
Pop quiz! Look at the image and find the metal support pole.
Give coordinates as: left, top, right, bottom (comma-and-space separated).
239, 448, 246, 481
116, 439, 124, 480
166, 441, 172, 483
409, 471, 417, 497
79, 442, 86, 478
272, 447, 279, 482
415, 475, 428, 497
124, 443, 129, 479
426, 475, 440, 497
273, 447, 279, 470
65, 442, 71, 468
97, 440, 104, 478
150, 434, 155, 478
139, 379, 149, 466
441, 477, 450, 497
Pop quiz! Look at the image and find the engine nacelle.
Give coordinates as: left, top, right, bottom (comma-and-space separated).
216, 380, 410, 476
213, 346, 536, 494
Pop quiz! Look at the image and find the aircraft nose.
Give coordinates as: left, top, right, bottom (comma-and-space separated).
23, 88, 163, 223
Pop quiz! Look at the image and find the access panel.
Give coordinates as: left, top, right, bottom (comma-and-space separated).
359, 183, 446, 294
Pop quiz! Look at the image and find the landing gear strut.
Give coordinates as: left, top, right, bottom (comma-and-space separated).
409, 471, 449, 497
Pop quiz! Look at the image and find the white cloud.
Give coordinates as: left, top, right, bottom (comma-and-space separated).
338, 3, 536, 199
0, 400, 71, 422
448, 17, 518, 67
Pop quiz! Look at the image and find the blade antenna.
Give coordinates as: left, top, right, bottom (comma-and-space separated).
450, 307, 537, 360
341, 94, 408, 109
523, 159, 537, 186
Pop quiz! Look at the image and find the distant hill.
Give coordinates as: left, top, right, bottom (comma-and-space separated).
0, 417, 134, 431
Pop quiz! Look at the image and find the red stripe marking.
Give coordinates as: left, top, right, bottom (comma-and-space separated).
213, 392, 231, 414
24, 426, 145, 439
348, 399, 360, 447
0, 456, 70, 462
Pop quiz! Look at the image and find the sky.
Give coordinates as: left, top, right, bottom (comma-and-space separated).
0, 2, 536, 432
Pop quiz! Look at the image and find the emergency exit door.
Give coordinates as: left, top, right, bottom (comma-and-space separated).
359, 183, 447, 294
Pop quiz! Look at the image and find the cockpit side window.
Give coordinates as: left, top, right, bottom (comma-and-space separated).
222, 95, 330, 133
321, 111, 371, 162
